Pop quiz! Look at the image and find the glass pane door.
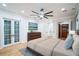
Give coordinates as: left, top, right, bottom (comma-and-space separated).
4, 20, 11, 45
14, 21, 19, 42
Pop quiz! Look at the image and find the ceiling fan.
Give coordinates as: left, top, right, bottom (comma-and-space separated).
31, 8, 53, 19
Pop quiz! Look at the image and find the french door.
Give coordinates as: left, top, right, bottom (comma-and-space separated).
4, 19, 19, 46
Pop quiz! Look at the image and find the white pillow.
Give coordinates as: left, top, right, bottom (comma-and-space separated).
73, 34, 79, 40
72, 34, 79, 56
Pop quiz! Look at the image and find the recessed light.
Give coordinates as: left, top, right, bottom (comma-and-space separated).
61, 8, 67, 12
2, 3, 7, 7
21, 10, 24, 13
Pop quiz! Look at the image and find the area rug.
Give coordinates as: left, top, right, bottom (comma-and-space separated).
20, 48, 39, 56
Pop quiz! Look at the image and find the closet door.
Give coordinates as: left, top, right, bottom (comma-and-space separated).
4, 20, 11, 45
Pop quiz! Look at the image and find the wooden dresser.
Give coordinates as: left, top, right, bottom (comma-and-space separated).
27, 32, 41, 41
77, 30, 79, 35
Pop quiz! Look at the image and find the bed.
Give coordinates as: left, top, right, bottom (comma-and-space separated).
52, 40, 74, 56
27, 37, 74, 56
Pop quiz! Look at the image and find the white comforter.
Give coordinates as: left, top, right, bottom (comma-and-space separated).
53, 40, 74, 56
27, 38, 74, 56
27, 38, 60, 56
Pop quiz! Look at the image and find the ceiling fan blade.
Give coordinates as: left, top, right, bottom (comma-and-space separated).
45, 11, 53, 14
45, 15, 53, 17
44, 16, 48, 19
32, 11, 39, 14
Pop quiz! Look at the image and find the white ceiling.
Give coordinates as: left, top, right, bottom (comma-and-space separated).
0, 3, 78, 19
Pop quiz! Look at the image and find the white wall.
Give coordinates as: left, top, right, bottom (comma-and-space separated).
0, 8, 75, 48
0, 9, 28, 48
0, 8, 45, 48
35, 16, 74, 39
50, 17, 74, 38
37, 19, 58, 38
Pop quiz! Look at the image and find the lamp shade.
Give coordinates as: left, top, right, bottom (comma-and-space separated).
69, 31, 75, 34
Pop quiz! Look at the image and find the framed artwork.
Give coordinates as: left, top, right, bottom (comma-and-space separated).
28, 22, 38, 32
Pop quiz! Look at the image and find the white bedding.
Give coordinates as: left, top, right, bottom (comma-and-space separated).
27, 38, 60, 56
53, 40, 74, 56
27, 38, 45, 50
27, 38, 74, 56
34, 39, 60, 56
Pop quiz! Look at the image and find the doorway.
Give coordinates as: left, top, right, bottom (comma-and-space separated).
58, 24, 69, 40
3, 19, 20, 46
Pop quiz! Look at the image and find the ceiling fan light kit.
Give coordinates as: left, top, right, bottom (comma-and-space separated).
61, 8, 67, 12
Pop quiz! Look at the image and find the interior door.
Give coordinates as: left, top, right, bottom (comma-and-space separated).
4, 19, 20, 46
59, 24, 69, 40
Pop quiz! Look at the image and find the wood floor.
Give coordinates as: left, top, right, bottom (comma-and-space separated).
0, 43, 27, 56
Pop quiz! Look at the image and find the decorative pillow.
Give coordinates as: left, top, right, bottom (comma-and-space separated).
64, 34, 74, 49
72, 34, 79, 56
